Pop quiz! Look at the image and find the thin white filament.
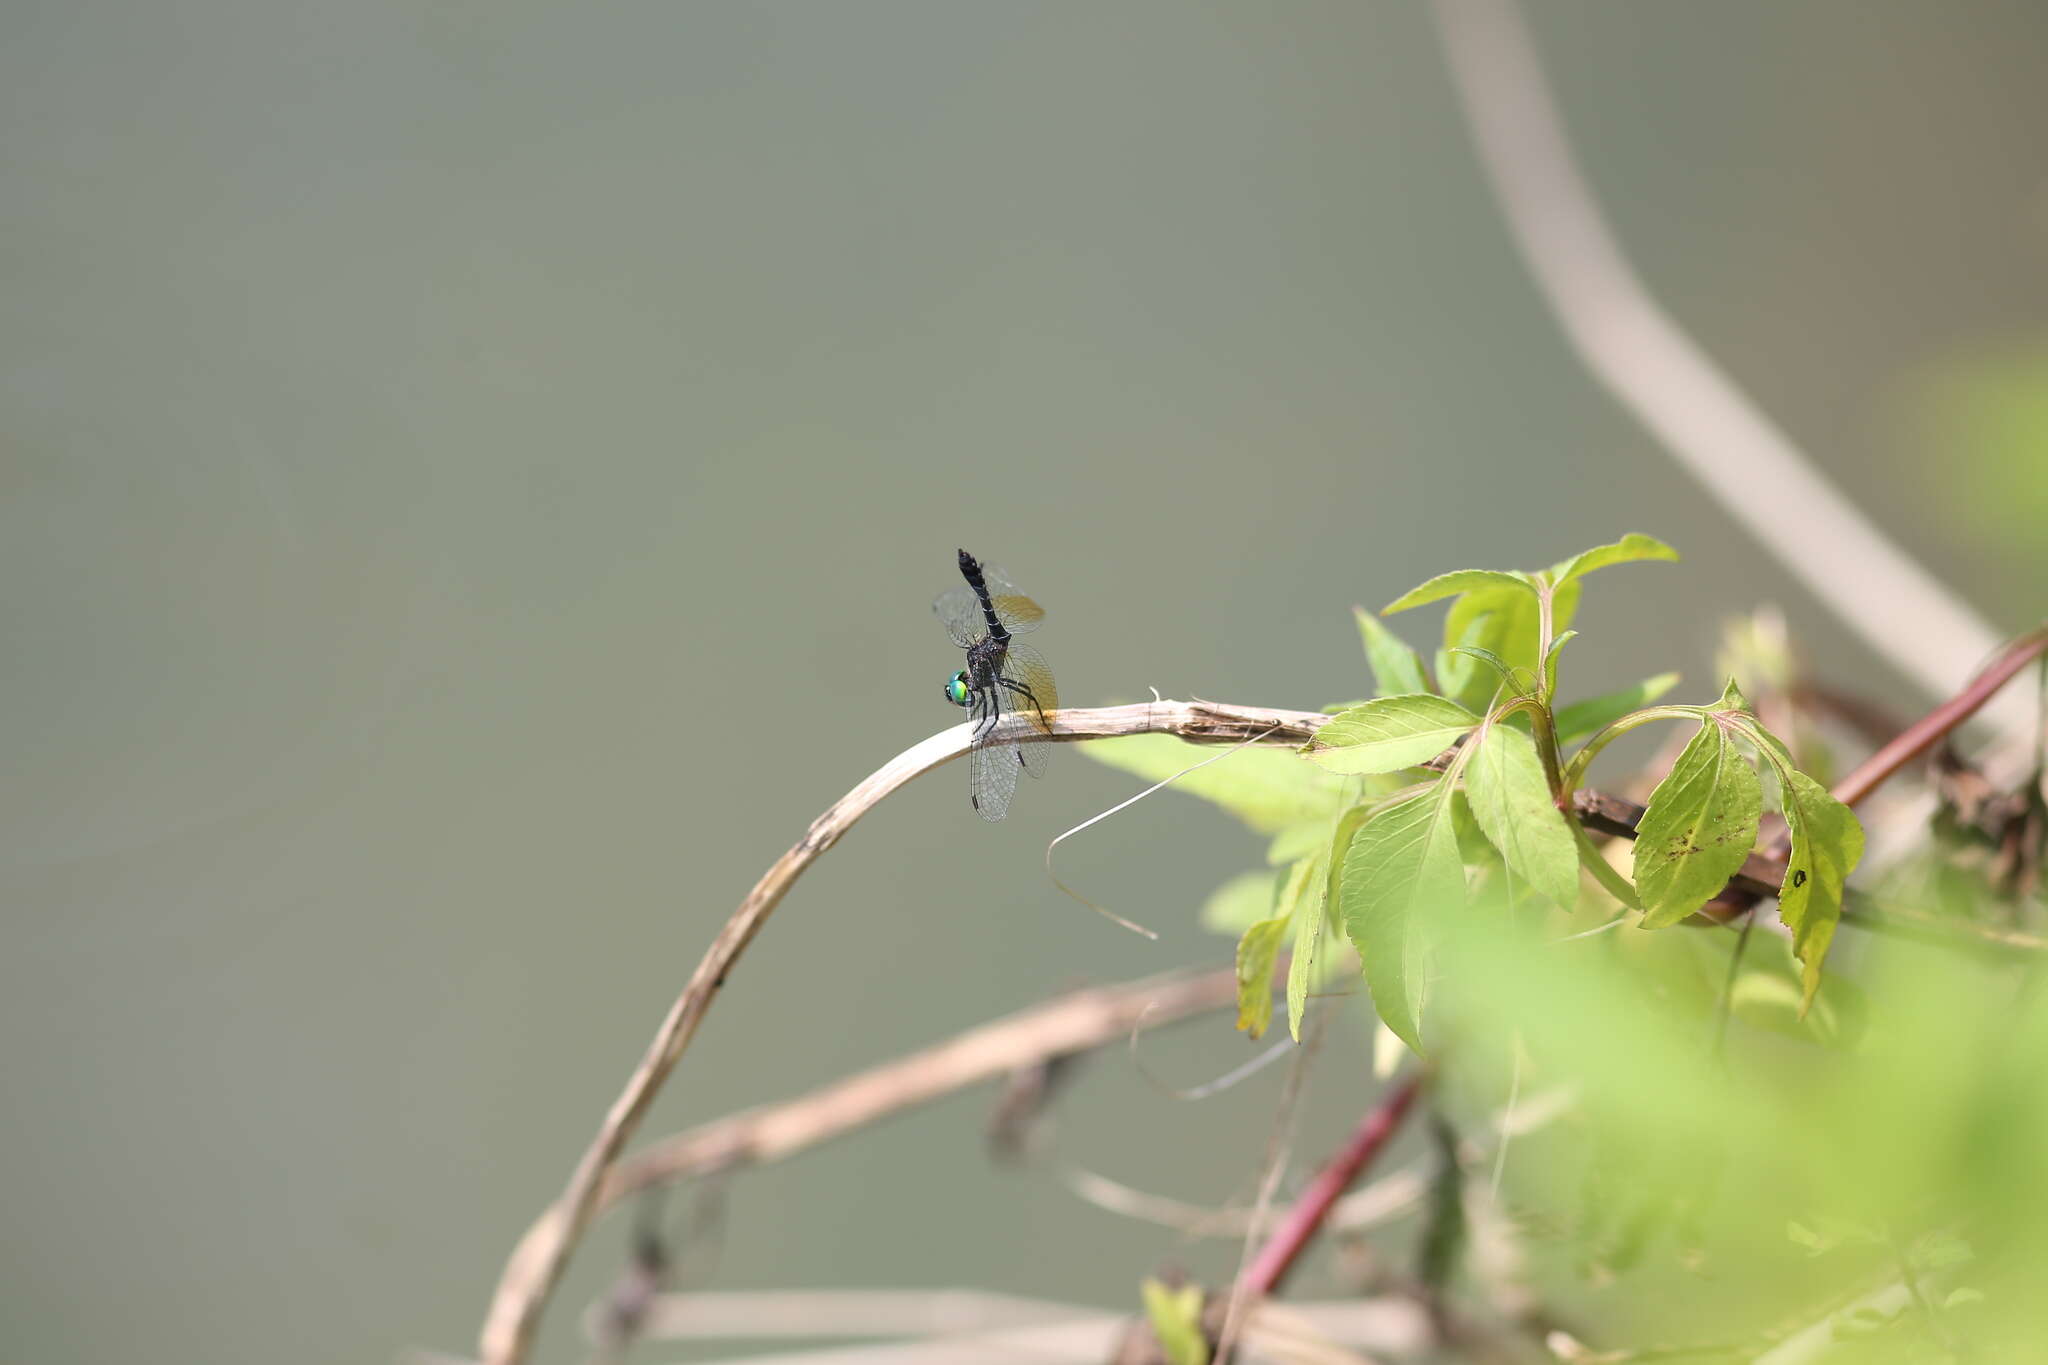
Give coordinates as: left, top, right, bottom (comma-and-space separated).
1042, 723, 1283, 940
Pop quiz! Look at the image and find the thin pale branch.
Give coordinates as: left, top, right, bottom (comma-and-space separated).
478, 700, 1324, 1365
603, 967, 1237, 1202
1430, 0, 2034, 760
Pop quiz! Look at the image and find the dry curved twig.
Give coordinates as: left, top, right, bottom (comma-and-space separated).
478, 700, 1325, 1365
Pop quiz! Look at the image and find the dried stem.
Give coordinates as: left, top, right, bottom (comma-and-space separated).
604, 967, 1236, 1202
478, 700, 1323, 1365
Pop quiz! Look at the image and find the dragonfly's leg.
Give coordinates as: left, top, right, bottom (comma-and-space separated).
997, 676, 1048, 727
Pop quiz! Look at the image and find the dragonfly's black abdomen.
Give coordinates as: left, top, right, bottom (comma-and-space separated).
956, 548, 1007, 643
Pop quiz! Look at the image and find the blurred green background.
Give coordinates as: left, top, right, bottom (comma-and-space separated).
4, 3, 2044, 1362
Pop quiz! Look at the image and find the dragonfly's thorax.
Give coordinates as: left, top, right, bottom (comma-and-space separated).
963, 636, 1010, 693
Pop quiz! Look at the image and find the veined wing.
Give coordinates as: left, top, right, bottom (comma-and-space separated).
935, 563, 1044, 644
979, 563, 1045, 636
968, 732, 1024, 821
997, 641, 1058, 779
933, 585, 987, 647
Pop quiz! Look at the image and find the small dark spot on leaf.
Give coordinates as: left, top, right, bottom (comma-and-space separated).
1791, 869, 1808, 888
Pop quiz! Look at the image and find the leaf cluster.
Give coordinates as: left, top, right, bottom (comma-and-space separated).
1086, 534, 1866, 1051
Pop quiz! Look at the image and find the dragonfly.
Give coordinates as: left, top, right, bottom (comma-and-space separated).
935, 549, 1059, 820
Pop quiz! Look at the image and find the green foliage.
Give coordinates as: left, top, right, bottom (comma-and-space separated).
1632, 707, 1763, 928
1084, 734, 1345, 833
1768, 765, 1865, 1011
1138, 1279, 1209, 1365
1233, 913, 1289, 1039
1302, 695, 1479, 775
1199, 867, 1281, 934
1338, 781, 1465, 1052
1465, 720, 1580, 907
1442, 580, 1577, 710
1550, 531, 1680, 586
1381, 567, 1534, 614
1285, 846, 1332, 1040
1086, 534, 1865, 1051
1354, 606, 1430, 696
1555, 671, 1681, 743
1066, 530, 2036, 1357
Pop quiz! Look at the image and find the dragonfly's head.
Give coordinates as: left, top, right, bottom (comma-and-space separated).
943, 670, 972, 707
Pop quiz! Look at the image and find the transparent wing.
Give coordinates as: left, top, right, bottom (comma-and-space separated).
997, 641, 1058, 779
934, 575, 1044, 645
979, 564, 1044, 636
968, 732, 1023, 821
933, 585, 985, 647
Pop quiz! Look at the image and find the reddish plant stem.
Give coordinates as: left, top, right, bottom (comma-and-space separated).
1237, 1072, 1427, 1299
1829, 627, 2048, 811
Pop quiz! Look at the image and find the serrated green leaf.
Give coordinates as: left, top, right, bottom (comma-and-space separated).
1302, 695, 1480, 775
1555, 672, 1683, 743
1633, 719, 1762, 927
1382, 568, 1534, 615
1551, 532, 1680, 587
1285, 850, 1329, 1040
1234, 913, 1290, 1039
1354, 606, 1430, 696
1200, 867, 1283, 934
1466, 723, 1580, 907
1083, 734, 1346, 833
1338, 783, 1465, 1051
1139, 1279, 1210, 1365
1774, 767, 1865, 1013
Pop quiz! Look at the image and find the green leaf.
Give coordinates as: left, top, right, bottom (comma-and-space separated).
1354, 607, 1430, 696
1541, 628, 1578, 698
1632, 718, 1762, 928
1200, 867, 1282, 934
1450, 643, 1524, 691
1285, 850, 1330, 1040
1303, 695, 1479, 775
1465, 723, 1580, 907
1083, 734, 1346, 834
1234, 913, 1291, 1039
1774, 767, 1865, 1013
1265, 819, 1328, 866
1551, 532, 1680, 587
1338, 783, 1465, 1052
1441, 580, 1581, 713
1139, 1279, 1210, 1365
1436, 608, 1496, 713
1728, 968, 1856, 1047
1555, 672, 1683, 743
1382, 568, 1533, 615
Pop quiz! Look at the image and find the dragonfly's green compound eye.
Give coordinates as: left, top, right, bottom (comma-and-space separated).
943, 671, 972, 707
